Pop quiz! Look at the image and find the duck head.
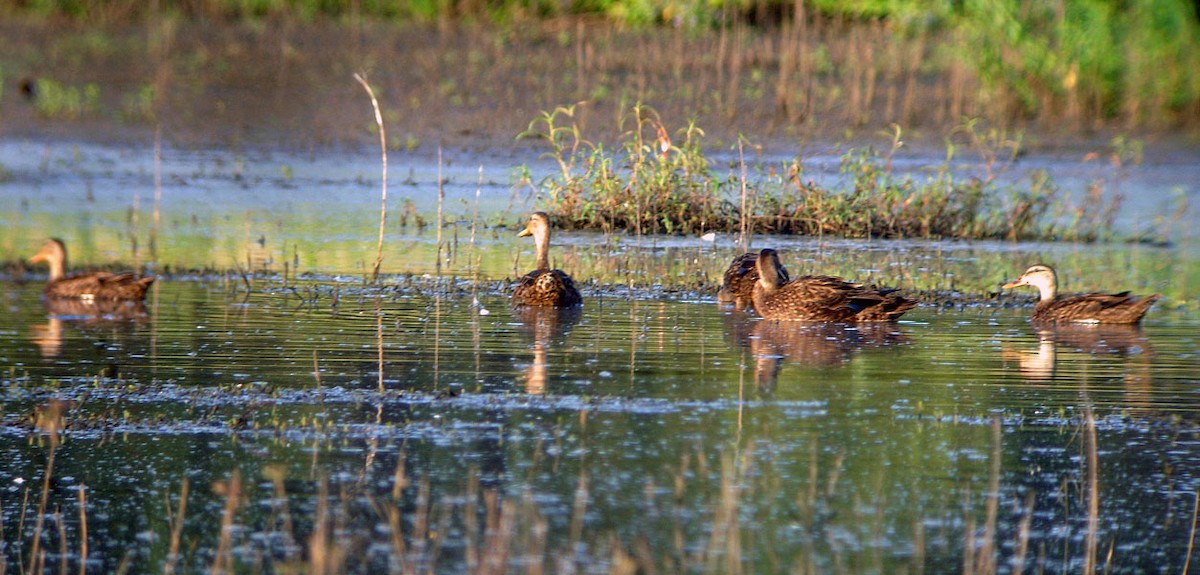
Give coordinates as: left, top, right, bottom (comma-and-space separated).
1003, 264, 1058, 301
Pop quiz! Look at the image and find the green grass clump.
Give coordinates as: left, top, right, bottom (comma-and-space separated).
31, 78, 100, 120
520, 105, 1127, 242
519, 102, 733, 236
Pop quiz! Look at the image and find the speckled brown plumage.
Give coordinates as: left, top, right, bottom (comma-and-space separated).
511, 212, 582, 308
750, 249, 916, 322
1003, 264, 1158, 324
717, 251, 789, 311
28, 239, 155, 302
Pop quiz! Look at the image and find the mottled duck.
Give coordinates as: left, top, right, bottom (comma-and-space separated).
1002, 264, 1158, 324
511, 212, 582, 308
751, 249, 916, 322
717, 251, 789, 311
28, 239, 155, 301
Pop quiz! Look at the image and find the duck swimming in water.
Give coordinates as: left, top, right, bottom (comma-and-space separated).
750, 248, 915, 322
28, 239, 155, 302
1002, 264, 1158, 324
717, 251, 789, 311
511, 212, 582, 308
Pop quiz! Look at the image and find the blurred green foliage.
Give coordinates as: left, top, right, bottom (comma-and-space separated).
2, 0, 1195, 128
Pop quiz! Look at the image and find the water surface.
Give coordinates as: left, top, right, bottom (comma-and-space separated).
1, 276, 1198, 573
2, 137, 1199, 572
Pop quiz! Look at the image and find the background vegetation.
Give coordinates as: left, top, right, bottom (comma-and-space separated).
3, 0, 1198, 134
519, 103, 1154, 242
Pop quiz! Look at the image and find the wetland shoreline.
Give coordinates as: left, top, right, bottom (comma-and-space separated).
3, 15, 1199, 574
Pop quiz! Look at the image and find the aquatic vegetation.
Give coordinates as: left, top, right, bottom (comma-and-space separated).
2, 392, 1191, 573
518, 102, 725, 236
28, 78, 101, 120
120, 84, 157, 122
520, 105, 1129, 241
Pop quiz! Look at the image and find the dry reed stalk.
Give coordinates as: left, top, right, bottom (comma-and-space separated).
825, 452, 844, 498
312, 349, 322, 389
465, 471, 480, 573
470, 165, 482, 279
702, 452, 743, 574
76, 485, 87, 575
28, 404, 63, 575
17, 484, 31, 569
568, 465, 590, 565
737, 139, 749, 252
1, 489, 7, 575
211, 471, 241, 575
375, 295, 384, 393
308, 476, 329, 575
54, 508, 66, 575
725, 24, 744, 121
354, 73, 389, 284
481, 491, 515, 575
1184, 489, 1199, 575
911, 506, 926, 575
410, 478, 432, 569
379, 499, 408, 575
1083, 408, 1099, 575
971, 417, 1002, 575
151, 125, 162, 260
436, 146, 445, 274
163, 479, 188, 575
1010, 492, 1034, 573
962, 500, 978, 573
268, 469, 297, 563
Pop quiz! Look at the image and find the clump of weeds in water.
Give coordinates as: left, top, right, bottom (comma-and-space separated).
520, 106, 1131, 242
30, 78, 101, 120
518, 102, 736, 236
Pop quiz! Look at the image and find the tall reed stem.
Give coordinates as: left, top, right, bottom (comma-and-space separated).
354, 73, 389, 283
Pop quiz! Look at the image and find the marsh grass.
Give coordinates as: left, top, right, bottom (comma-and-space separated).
5, 9, 1195, 154
521, 105, 1128, 241
28, 78, 101, 120
2, 403, 1126, 574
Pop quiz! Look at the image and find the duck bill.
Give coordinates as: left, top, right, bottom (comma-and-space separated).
28, 253, 47, 264
517, 226, 532, 237
1002, 278, 1027, 289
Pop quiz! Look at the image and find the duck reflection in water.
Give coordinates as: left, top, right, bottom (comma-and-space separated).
31, 298, 149, 358
739, 319, 909, 395
513, 306, 582, 394
1002, 324, 1153, 382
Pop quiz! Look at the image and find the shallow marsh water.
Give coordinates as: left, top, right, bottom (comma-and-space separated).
1, 138, 1199, 573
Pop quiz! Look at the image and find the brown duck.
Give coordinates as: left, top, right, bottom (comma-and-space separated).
751, 248, 916, 322
28, 239, 155, 301
1002, 264, 1158, 324
511, 212, 582, 308
717, 251, 789, 311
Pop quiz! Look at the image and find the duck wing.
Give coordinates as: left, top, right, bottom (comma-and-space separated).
46, 272, 154, 301
512, 269, 582, 307
1036, 292, 1159, 323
